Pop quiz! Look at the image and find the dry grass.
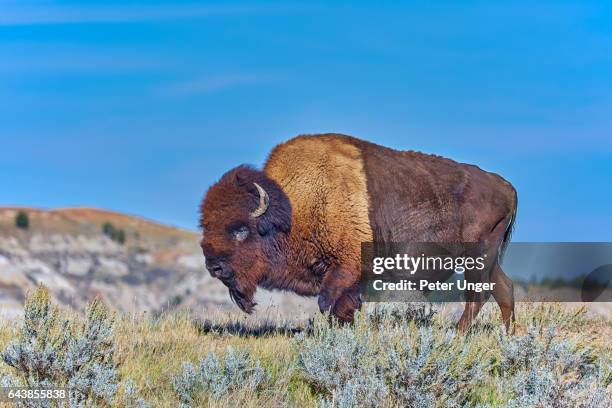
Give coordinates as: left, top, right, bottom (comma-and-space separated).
112, 312, 309, 407
1, 301, 610, 407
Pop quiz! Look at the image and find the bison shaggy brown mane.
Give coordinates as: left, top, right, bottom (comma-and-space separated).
199, 134, 517, 330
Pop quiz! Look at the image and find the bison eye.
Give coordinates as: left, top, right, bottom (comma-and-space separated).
233, 226, 249, 242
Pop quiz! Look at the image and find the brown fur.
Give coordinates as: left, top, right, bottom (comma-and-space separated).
199, 134, 517, 329
264, 136, 373, 319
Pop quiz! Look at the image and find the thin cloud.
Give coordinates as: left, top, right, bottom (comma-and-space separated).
1, 52, 170, 74
0, 3, 310, 26
164, 73, 276, 96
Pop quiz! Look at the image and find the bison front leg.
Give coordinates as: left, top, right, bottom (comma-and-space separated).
317, 267, 361, 323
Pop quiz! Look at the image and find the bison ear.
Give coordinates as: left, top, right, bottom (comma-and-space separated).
256, 217, 290, 237
257, 221, 272, 236
255, 193, 291, 236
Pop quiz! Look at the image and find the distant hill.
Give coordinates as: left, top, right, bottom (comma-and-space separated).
0, 207, 317, 319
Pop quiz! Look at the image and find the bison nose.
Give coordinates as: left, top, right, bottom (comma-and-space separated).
208, 264, 223, 277
205, 258, 231, 279
205, 259, 221, 275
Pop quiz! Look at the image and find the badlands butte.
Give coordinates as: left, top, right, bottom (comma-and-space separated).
0, 207, 316, 319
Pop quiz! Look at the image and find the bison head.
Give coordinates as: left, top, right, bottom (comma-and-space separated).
199, 165, 291, 313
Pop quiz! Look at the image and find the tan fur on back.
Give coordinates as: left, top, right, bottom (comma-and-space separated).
264, 135, 372, 270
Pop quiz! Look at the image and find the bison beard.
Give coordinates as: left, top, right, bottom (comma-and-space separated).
228, 284, 255, 314
199, 134, 518, 331
220, 274, 257, 314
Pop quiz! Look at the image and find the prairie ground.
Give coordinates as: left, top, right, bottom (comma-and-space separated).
0, 295, 610, 407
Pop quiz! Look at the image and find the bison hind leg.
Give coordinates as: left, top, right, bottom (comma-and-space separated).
457, 299, 488, 332
457, 210, 515, 332
491, 263, 515, 332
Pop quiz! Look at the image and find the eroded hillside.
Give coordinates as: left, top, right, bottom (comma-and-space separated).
0, 207, 317, 319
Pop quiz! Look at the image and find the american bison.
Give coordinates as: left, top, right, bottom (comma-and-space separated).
199, 134, 517, 330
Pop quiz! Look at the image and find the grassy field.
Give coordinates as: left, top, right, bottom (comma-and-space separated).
0, 288, 610, 407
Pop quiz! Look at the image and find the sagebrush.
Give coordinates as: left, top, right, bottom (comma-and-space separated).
1, 289, 610, 407
0, 286, 148, 408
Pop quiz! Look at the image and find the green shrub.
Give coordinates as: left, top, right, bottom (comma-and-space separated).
365, 302, 436, 328
101, 222, 126, 245
102, 222, 114, 237
496, 325, 611, 408
295, 308, 487, 408
0, 286, 149, 408
295, 306, 611, 408
172, 347, 269, 407
115, 229, 125, 245
15, 211, 29, 230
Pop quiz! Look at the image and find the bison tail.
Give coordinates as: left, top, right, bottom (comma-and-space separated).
498, 187, 517, 263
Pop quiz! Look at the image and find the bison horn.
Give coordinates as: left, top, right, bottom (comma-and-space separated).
250, 182, 269, 218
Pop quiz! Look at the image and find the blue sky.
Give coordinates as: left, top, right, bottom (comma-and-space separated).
1, 0, 611, 240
